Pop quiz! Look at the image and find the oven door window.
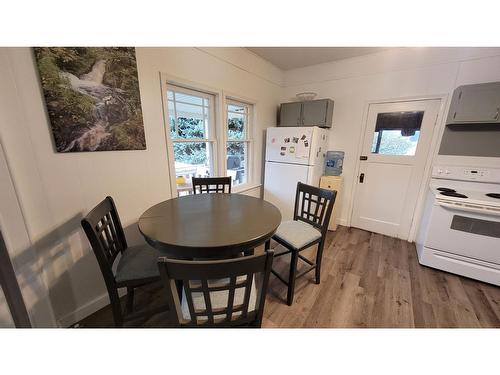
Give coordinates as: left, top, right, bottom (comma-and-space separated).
451, 215, 500, 239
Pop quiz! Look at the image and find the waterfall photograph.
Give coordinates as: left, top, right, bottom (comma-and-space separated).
34, 47, 146, 152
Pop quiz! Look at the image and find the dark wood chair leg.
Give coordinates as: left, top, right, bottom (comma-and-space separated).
109, 290, 124, 327
315, 241, 325, 285
126, 287, 135, 314
287, 250, 299, 306
265, 240, 271, 251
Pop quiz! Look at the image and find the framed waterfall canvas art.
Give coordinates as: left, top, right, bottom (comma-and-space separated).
34, 47, 146, 152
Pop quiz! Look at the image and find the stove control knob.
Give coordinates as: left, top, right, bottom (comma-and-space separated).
445, 170, 451, 174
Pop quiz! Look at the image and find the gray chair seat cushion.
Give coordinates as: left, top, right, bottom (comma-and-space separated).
181, 276, 257, 322
274, 220, 322, 250
115, 245, 160, 283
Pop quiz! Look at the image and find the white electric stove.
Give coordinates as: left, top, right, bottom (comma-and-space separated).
416, 165, 500, 286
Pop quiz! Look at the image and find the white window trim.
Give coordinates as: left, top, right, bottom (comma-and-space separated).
222, 96, 255, 191
160, 73, 223, 197
167, 85, 217, 142
159, 72, 258, 196
166, 84, 218, 182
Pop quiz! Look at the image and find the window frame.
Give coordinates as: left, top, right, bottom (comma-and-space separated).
165, 84, 218, 189
224, 97, 254, 189
167, 85, 216, 141
160, 73, 257, 197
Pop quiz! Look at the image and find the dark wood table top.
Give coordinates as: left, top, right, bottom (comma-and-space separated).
138, 193, 281, 258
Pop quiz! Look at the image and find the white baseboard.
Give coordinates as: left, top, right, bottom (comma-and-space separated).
337, 218, 349, 227
57, 289, 126, 327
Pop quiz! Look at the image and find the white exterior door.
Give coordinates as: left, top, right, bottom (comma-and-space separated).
351, 99, 440, 239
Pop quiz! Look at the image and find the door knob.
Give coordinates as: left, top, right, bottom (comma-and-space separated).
359, 173, 365, 183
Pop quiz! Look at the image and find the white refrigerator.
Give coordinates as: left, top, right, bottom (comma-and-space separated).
263, 126, 329, 221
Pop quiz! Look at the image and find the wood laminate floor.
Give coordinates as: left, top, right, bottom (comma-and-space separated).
77, 226, 500, 328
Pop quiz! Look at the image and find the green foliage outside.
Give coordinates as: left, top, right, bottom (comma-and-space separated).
171, 116, 245, 165
371, 130, 419, 156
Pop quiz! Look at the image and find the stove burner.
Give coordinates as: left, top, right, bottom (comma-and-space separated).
440, 191, 468, 198
437, 187, 456, 193
486, 193, 500, 199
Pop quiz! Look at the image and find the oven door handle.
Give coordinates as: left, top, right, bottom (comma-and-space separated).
437, 201, 500, 217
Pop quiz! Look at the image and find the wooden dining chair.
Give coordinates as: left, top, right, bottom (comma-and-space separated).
192, 176, 231, 194
158, 251, 274, 327
267, 182, 336, 306
81, 196, 168, 327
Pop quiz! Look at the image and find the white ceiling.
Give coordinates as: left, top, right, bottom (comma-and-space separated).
247, 47, 389, 70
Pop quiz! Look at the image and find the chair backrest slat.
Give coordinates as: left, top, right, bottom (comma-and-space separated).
82, 196, 127, 271
226, 276, 237, 322
192, 177, 231, 194
158, 251, 274, 328
201, 280, 214, 324
183, 280, 198, 325
241, 273, 253, 319
294, 182, 337, 235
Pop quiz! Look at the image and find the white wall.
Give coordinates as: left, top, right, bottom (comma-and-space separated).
0, 47, 282, 326
282, 47, 500, 228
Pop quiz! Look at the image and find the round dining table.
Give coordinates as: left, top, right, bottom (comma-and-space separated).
138, 193, 282, 259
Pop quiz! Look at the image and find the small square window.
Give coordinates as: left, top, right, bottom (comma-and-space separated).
371, 111, 424, 156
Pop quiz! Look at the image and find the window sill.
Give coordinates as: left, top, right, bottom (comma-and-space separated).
232, 183, 262, 194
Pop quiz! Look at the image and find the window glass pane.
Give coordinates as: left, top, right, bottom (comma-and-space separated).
174, 142, 213, 196
227, 112, 245, 140
176, 117, 206, 139
371, 131, 379, 152
228, 104, 245, 113
166, 85, 216, 196
175, 102, 204, 120
227, 141, 247, 186
371, 130, 421, 155
371, 111, 424, 156
174, 92, 203, 106
169, 116, 176, 138
175, 102, 208, 139
168, 100, 176, 138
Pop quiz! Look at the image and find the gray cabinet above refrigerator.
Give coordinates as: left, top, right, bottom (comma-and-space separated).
279, 98, 334, 128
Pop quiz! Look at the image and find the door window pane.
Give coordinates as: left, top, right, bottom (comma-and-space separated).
371, 111, 424, 156
227, 141, 247, 185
